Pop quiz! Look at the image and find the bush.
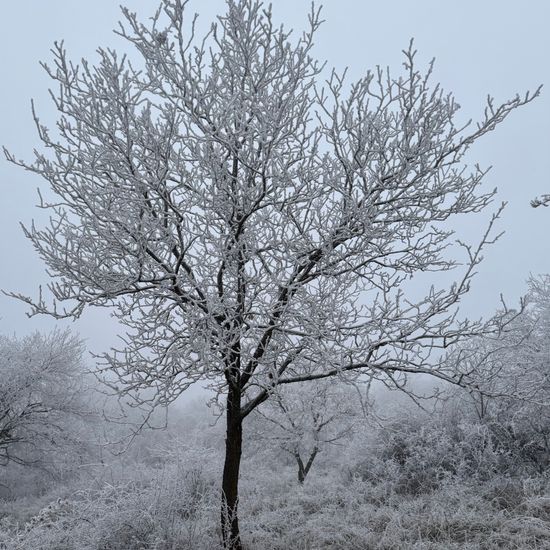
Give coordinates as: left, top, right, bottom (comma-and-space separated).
0, 460, 219, 550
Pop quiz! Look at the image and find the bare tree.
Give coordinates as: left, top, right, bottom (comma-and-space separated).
251, 381, 362, 483
4, 1, 539, 546
0, 330, 88, 469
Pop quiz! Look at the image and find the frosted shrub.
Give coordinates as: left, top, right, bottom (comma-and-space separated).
482, 477, 526, 510
2, 446, 550, 549
25, 499, 73, 530
346, 419, 455, 495
344, 413, 541, 500
1, 461, 219, 550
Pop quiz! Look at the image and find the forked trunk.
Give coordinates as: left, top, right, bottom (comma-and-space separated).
296, 447, 319, 484
221, 385, 243, 550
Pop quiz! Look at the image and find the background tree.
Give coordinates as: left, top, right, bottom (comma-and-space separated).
452, 276, 549, 412
0, 330, 90, 470
4, 0, 538, 547
250, 381, 362, 483
446, 275, 550, 472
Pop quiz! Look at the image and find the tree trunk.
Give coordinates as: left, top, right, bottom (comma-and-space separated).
295, 447, 319, 484
221, 384, 243, 550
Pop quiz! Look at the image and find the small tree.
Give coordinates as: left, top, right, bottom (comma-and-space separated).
251, 381, 361, 483
0, 330, 88, 469
4, 1, 538, 546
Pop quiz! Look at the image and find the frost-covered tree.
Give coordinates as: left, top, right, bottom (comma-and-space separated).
251, 381, 361, 483
446, 276, 550, 472
4, 0, 538, 546
0, 330, 88, 469
450, 276, 550, 417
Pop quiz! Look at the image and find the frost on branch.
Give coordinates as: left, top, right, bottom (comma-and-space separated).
531, 194, 550, 208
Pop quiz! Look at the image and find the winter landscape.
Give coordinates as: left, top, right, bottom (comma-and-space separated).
1, 1, 550, 548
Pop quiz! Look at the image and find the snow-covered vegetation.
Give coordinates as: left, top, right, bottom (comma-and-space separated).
0, 276, 549, 548
1, 0, 548, 547
1, 376, 550, 549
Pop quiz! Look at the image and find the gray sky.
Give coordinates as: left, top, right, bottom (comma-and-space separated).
1, 0, 549, 356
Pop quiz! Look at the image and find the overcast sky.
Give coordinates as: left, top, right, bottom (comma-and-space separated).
0, 0, 549, 356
